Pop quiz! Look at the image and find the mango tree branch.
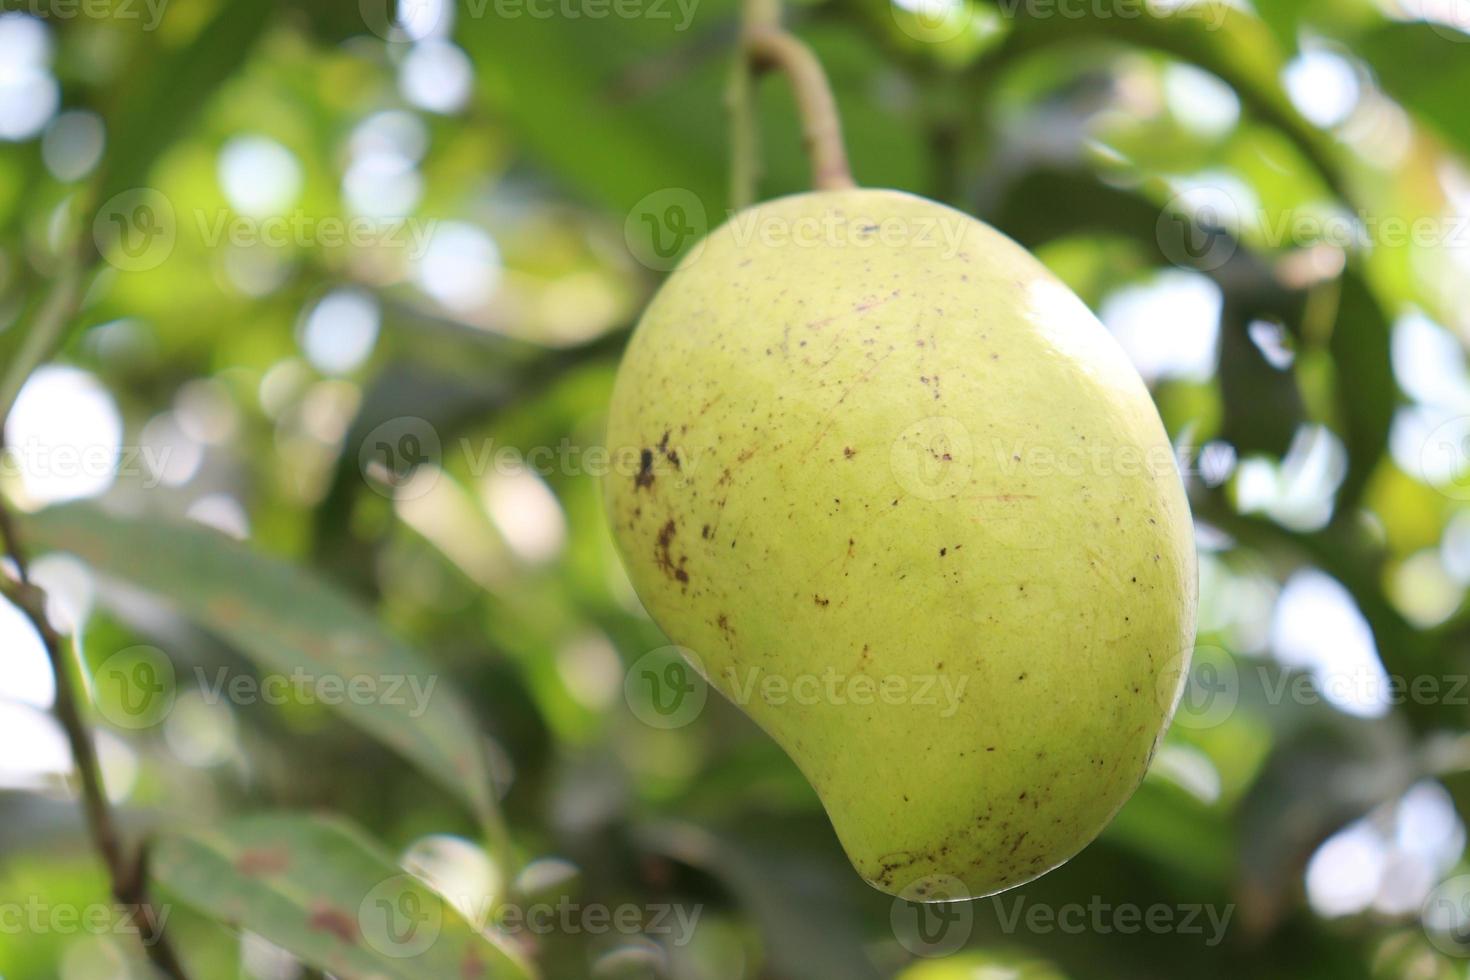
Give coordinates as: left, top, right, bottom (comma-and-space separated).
0, 282, 190, 979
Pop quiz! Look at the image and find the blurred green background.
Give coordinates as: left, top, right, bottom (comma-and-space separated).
1, 0, 1470, 976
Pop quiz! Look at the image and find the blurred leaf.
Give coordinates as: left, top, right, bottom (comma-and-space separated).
23, 503, 507, 844
639, 818, 884, 979
461, 8, 731, 216
461, 8, 924, 219
94, 0, 278, 207
1102, 781, 1233, 891
1324, 271, 1396, 517
1356, 23, 1470, 163
151, 813, 533, 979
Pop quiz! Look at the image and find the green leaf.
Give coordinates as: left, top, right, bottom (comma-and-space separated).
1356, 22, 1470, 164
94, 0, 278, 207
1326, 270, 1396, 517
460, 8, 925, 217
460, 7, 731, 216
23, 503, 506, 843
151, 813, 533, 980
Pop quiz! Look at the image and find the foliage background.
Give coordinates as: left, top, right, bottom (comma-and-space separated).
0, 0, 1469, 976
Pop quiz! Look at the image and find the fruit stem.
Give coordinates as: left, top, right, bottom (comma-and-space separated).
746, 27, 856, 193
726, 2, 856, 207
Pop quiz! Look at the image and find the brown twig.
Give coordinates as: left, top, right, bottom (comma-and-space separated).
726, 0, 856, 207
745, 27, 856, 193
0, 454, 189, 978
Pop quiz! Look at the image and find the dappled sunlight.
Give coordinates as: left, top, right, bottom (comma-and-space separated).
0, 593, 54, 709
1099, 270, 1222, 383
1270, 569, 1390, 719
4, 366, 122, 506
416, 220, 503, 314
0, 14, 57, 142
481, 464, 567, 566
218, 136, 303, 219
1307, 782, 1463, 917
41, 110, 104, 183
1234, 425, 1347, 531
1282, 47, 1362, 129
298, 288, 381, 376
400, 40, 474, 115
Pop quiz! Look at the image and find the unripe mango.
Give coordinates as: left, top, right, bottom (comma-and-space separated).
605, 188, 1196, 899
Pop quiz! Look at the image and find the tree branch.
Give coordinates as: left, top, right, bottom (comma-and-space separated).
0, 467, 188, 976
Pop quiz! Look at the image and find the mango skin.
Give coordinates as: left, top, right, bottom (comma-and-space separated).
604, 188, 1196, 899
